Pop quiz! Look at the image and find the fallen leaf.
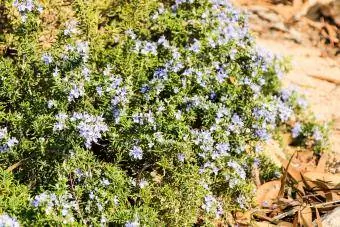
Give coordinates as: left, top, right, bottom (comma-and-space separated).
229, 76, 237, 84
6, 160, 24, 172
278, 221, 293, 227
254, 221, 276, 227
303, 172, 340, 186
316, 153, 329, 173
278, 154, 305, 195
235, 211, 251, 225
279, 152, 296, 199
293, 212, 299, 227
324, 23, 339, 44
256, 180, 281, 207
300, 206, 312, 227
315, 207, 323, 227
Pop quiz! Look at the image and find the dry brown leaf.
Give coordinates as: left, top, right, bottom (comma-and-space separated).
278, 221, 293, 227
293, 212, 299, 227
324, 23, 339, 44
301, 174, 327, 199
300, 206, 312, 227
254, 221, 276, 227
316, 153, 329, 173
313, 180, 340, 202
279, 155, 303, 182
229, 76, 237, 84
256, 180, 281, 206
315, 207, 323, 227
279, 154, 305, 195
303, 172, 340, 186
296, 150, 314, 165
279, 152, 296, 199
6, 160, 23, 172
235, 211, 252, 225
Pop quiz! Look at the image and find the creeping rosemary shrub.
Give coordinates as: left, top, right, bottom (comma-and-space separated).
0, 0, 328, 226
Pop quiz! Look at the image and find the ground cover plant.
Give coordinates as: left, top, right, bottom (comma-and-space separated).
0, 0, 329, 226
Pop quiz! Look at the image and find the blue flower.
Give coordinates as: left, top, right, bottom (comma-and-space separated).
0, 213, 20, 227
96, 86, 103, 96
129, 146, 143, 160
68, 83, 85, 102
291, 123, 302, 138
42, 53, 53, 65
209, 92, 217, 101
102, 178, 110, 186
177, 153, 185, 162
140, 85, 150, 94
216, 69, 228, 83
125, 29, 136, 40
227, 160, 246, 180
0, 127, 8, 140
125, 219, 140, 227
313, 128, 322, 141
7, 137, 18, 148
188, 39, 200, 53
153, 68, 168, 80
64, 20, 78, 36
202, 195, 216, 213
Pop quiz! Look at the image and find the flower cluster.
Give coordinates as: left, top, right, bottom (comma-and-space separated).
32, 192, 76, 224
71, 113, 109, 148
0, 128, 18, 153
12, 0, 43, 22
0, 213, 20, 227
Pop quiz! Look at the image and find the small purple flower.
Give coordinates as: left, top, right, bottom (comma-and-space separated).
96, 86, 103, 96
82, 66, 91, 81
125, 29, 136, 40
216, 69, 228, 83
281, 89, 292, 101
53, 121, 65, 131
125, 219, 140, 227
228, 161, 246, 180
52, 67, 59, 77
313, 128, 322, 141
153, 68, 168, 80
253, 158, 260, 168
177, 153, 185, 162
129, 146, 143, 160
140, 85, 150, 94
202, 195, 216, 213
139, 179, 148, 188
47, 100, 55, 109
291, 123, 302, 138
64, 20, 78, 36
0, 128, 8, 140
42, 53, 53, 65
188, 39, 200, 53
7, 137, 18, 147
0, 213, 20, 227
297, 98, 308, 109
209, 92, 217, 101
68, 83, 85, 102
255, 128, 271, 141
61, 208, 68, 216
102, 178, 110, 186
